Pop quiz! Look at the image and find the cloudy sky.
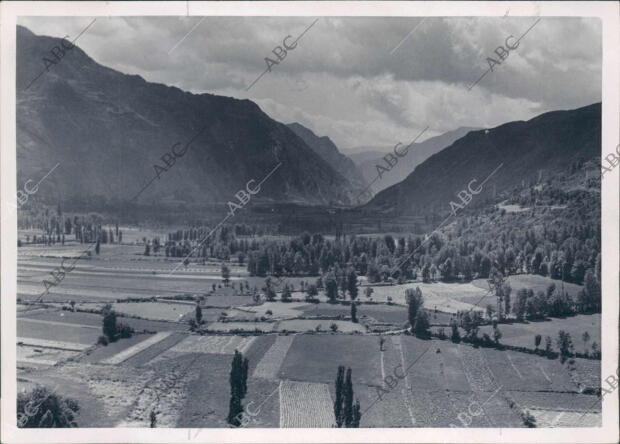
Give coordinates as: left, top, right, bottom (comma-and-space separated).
19, 16, 601, 151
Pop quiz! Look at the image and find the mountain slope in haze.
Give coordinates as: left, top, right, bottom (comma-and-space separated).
347, 127, 479, 195
16, 26, 357, 208
366, 103, 601, 215
286, 122, 367, 192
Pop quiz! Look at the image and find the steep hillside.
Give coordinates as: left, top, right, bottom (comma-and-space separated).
366, 103, 601, 215
287, 122, 366, 193
16, 26, 357, 208
348, 127, 478, 194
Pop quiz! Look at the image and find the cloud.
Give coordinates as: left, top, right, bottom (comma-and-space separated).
18, 16, 601, 150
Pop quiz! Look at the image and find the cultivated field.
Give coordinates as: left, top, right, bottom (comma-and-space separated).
15, 233, 601, 429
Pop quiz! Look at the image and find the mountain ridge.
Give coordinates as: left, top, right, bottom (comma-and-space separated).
365, 103, 601, 215
16, 25, 358, 208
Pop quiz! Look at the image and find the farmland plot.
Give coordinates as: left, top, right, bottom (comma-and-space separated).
17, 344, 79, 366
253, 336, 295, 379
457, 345, 500, 392
278, 335, 381, 386
102, 332, 173, 365
361, 282, 484, 314
112, 302, 194, 322
166, 335, 255, 356
530, 409, 601, 427
507, 391, 601, 413
478, 314, 600, 349
18, 318, 102, 345
208, 321, 275, 332
278, 319, 365, 333
119, 354, 203, 427
482, 348, 577, 392
279, 381, 336, 427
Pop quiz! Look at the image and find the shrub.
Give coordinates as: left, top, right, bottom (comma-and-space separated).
17, 386, 79, 428
330, 323, 339, 332
265, 310, 273, 316
521, 410, 536, 428
450, 321, 461, 343
437, 327, 446, 339
97, 335, 108, 346
117, 323, 134, 339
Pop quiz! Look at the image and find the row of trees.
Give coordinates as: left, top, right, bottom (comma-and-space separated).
334, 366, 362, 427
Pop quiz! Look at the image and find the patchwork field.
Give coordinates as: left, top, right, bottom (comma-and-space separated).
15, 241, 602, 429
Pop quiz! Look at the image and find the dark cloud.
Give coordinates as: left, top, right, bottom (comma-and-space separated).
19, 16, 601, 149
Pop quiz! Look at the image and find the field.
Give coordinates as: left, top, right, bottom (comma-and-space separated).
112, 301, 195, 322
472, 274, 584, 304
357, 282, 485, 314
15, 233, 602, 429
478, 314, 601, 351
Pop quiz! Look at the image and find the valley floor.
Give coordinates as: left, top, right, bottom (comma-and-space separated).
15, 235, 602, 428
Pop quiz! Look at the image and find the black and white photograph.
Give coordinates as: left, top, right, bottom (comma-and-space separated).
1, 1, 619, 443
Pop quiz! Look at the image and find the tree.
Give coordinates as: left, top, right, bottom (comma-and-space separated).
364, 287, 373, 299
514, 288, 528, 321
305, 283, 319, 301
227, 350, 249, 426
281, 284, 292, 302
488, 268, 510, 320
195, 305, 203, 325
582, 332, 590, 355
150, 410, 157, 428
334, 366, 361, 428
347, 268, 358, 300
144, 242, 150, 256
102, 304, 118, 341
351, 303, 358, 323
413, 310, 430, 338
325, 272, 338, 303
493, 326, 502, 345
486, 304, 495, 321
221, 263, 231, 285
544, 335, 553, 356
557, 330, 573, 362
534, 334, 542, 350
450, 319, 461, 343
334, 366, 345, 427
95, 239, 101, 255
262, 278, 276, 302
17, 386, 79, 428
406, 287, 424, 331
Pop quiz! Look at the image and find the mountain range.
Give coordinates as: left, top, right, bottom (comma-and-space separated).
16, 25, 601, 220
16, 25, 364, 208
347, 126, 479, 194
366, 103, 601, 215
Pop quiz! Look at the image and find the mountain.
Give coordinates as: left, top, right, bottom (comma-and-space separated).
286, 122, 366, 192
347, 127, 478, 195
16, 26, 358, 208
366, 103, 601, 215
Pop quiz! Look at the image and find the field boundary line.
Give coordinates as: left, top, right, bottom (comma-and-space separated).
392, 336, 417, 426
278, 380, 284, 428
506, 353, 523, 380
17, 337, 89, 351
537, 363, 552, 382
